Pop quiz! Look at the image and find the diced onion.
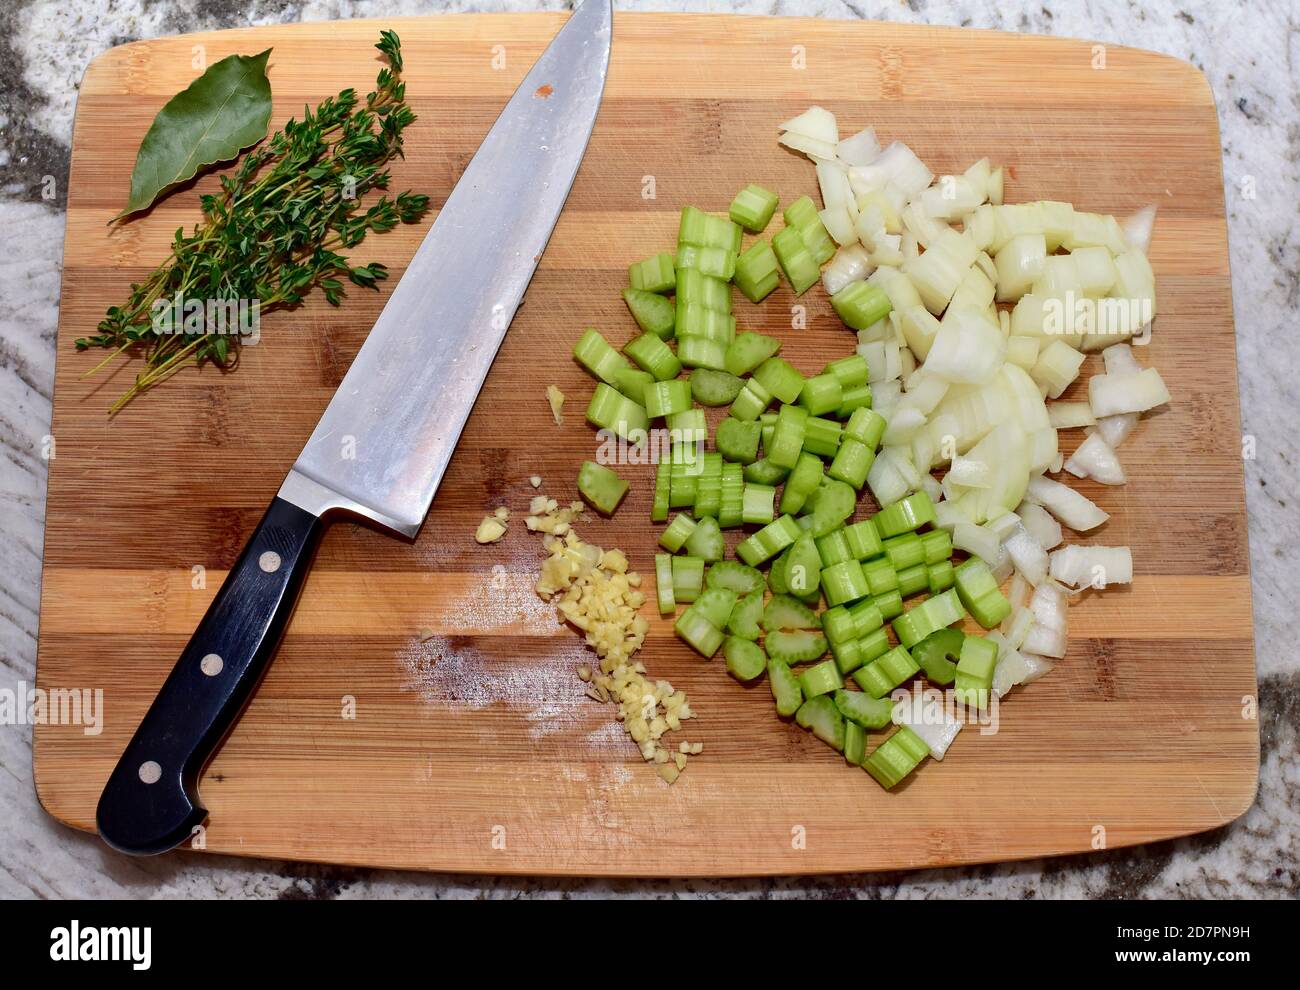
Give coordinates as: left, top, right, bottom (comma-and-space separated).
837, 126, 881, 166
1095, 412, 1139, 448
779, 105, 838, 144
1015, 500, 1063, 549
891, 697, 963, 759
1089, 366, 1170, 417
1063, 432, 1125, 485
1049, 545, 1133, 589
1123, 204, 1157, 254
1023, 475, 1109, 531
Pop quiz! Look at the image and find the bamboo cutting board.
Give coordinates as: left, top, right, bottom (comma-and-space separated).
35, 13, 1257, 876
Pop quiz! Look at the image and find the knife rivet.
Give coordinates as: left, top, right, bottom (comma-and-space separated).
258, 550, 282, 573
138, 761, 162, 785
200, 653, 224, 677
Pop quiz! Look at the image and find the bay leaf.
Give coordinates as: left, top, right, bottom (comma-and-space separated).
116, 48, 273, 220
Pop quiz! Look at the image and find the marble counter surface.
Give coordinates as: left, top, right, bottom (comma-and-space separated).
1, 0, 1295, 899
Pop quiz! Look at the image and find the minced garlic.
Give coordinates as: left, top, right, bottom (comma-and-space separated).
475, 515, 507, 544
525, 493, 696, 783
546, 385, 565, 425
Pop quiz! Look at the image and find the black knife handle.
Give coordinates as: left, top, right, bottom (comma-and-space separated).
96, 496, 327, 855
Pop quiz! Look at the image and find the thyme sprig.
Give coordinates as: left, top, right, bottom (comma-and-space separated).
79, 30, 431, 412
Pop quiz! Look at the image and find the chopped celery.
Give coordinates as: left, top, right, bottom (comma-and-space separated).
843, 519, 883, 560
802, 416, 842, 458
849, 599, 885, 637
767, 404, 808, 469
763, 593, 821, 632
767, 629, 830, 666
622, 288, 676, 340
719, 462, 745, 528
831, 281, 892, 330
872, 589, 904, 620
689, 368, 744, 406
927, 559, 955, 593
862, 726, 930, 789
644, 378, 692, 419
897, 563, 928, 597
834, 689, 895, 730
668, 448, 699, 507
694, 587, 738, 629
728, 590, 764, 640
654, 553, 675, 616
675, 604, 724, 657
853, 644, 920, 699
862, 557, 899, 596
844, 407, 886, 449
679, 204, 740, 250
684, 515, 724, 561
874, 491, 937, 537
822, 558, 869, 606
577, 460, 629, 516
736, 514, 801, 566
753, 358, 806, 405
782, 532, 822, 597
725, 636, 768, 682
676, 267, 731, 313
675, 302, 732, 340
772, 224, 820, 294
828, 437, 874, 489
844, 720, 867, 766
831, 637, 864, 675
628, 251, 676, 294
670, 555, 705, 603
741, 483, 776, 525
816, 528, 853, 567
743, 457, 789, 486
624, 332, 681, 381
724, 331, 781, 376
954, 557, 1012, 628
716, 417, 761, 464
857, 626, 892, 664
676, 335, 728, 371
783, 196, 835, 264
920, 529, 953, 564
651, 461, 669, 522
706, 561, 764, 595
586, 383, 648, 440
769, 659, 804, 717
659, 512, 697, 552
734, 239, 781, 302
573, 327, 630, 385
824, 354, 869, 389
729, 377, 773, 421
799, 374, 843, 416
912, 627, 964, 686
891, 587, 965, 648
884, 532, 925, 571
955, 635, 998, 710
798, 658, 844, 698
676, 243, 735, 280
837, 384, 873, 418
729, 183, 780, 233
795, 695, 846, 750
779, 451, 824, 515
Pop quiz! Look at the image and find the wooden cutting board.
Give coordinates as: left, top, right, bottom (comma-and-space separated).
35, 12, 1257, 876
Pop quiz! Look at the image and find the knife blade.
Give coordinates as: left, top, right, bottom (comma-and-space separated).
96, 0, 612, 856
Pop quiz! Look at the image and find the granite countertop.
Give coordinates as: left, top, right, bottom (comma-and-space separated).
1, 0, 1295, 899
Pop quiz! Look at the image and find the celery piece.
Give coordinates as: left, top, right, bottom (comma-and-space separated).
795, 695, 846, 751
822, 558, 869, 606
753, 357, 806, 405
783, 196, 836, 264
679, 205, 740, 251
628, 251, 676, 294
728, 379, 771, 424
872, 590, 904, 620
824, 354, 869, 390
734, 239, 781, 303
659, 512, 697, 553
725, 636, 768, 682
716, 417, 761, 464
727, 590, 764, 641
802, 416, 843, 458
741, 483, 776, 525
577, 461, 629, 516
857, 626, 892, 664
805, 479, 857, 528
586, 383, 648, 440
821, 605, 858, 645
735, 514, 801, 566
675, 302, 733, 341
834, 688, 895, 730
897, 563, 928, 597
644, 378, 692, 419
729, 183, 780, 233
844, 719, 867, 766
707, 561, 765, 595
883, 532, 925, 571
853, 644, 920, 699
837, 384, 873, 418
767, 629, 829, 666
622, 288, 676, 340
844, 519, 883, 560
725, 331, 782, 377
676, 243, 736, 280
849, 599, 885, 637
927, 559, 955, 593
828, 437, 874, 489
684, 515, 724, 561
782, 532, 822, 597
912, 627, 964, 686
654, 553, 675, 616
719, 462, 745, 528
767, 404, 808, 469
744, 457, 789, 486
815, 528, 853, 567
675, 604, 724, 657
831, 281, 892, 330
668, 447, 700, 507
798, 658, 844, 698
954, 557, 1012, 628
651, 461, 670, 522
874, 491, 938, 537
670, 556, 705, 603
780, 451, 824, 515
763, 593, 821, 632
920, 529, 953, 564
624, 331, 680, 381
691, 451, 723, 520
955, 635, 998, 709
676, 335, 728, 371
862, 557, 899, 596
862, 726, 930, 789
844, 407, 886, 449
573, 327, 631, 385
772, 225, 819, 295
694, 587, 738, 629
676, 267, 731, 313
799, 374, 843, 416
831, 637, 864, 675
689, 368, 743, 408
769, 659, 804, 717
612, 367, 654, 406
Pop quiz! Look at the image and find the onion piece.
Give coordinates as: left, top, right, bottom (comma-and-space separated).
1015, 500, 1063, 549
1048, 401, 1096, 429
1049, 545, 1133, 589
837, 126, 881, 166
1023, 475, 1109, 531
822, 244, 872, 296
953, 521, 1001, 567
778, 105, 838, 144
1089, 366, 1171, 417
1095, 412, 1139, 448
1003, 521, 1049, 586
924, 307, 1006, 384
778, 131, 838, 161
1023, 582, 1068, 658
1063, 432, 1125, 485
1123, 204, 1157, 254
892, 696, 964, 760
1102, 342, 1142, 375
1019, 653, 1055, 683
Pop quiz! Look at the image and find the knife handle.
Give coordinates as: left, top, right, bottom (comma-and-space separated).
96, 496, 327, 855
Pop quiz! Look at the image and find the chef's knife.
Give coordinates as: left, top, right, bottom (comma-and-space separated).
96, 0, 612, 855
